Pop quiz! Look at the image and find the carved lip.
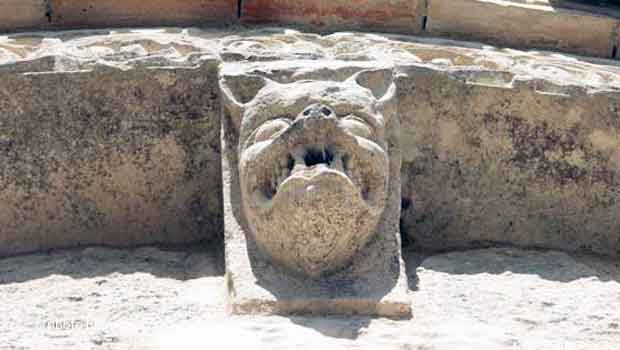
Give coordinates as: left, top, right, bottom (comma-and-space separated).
275, 146, 352, 194
252, 145, 363, 210
285, 147, 346, 182
276, 164, 355, 200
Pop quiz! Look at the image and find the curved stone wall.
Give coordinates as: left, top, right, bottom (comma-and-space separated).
1, 1, 620, 59
2, 28, 620, 258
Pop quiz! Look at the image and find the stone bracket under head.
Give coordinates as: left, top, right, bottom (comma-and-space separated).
220, 63, 410, 318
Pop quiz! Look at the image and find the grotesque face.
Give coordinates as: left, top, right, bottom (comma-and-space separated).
224, 70, 395, 278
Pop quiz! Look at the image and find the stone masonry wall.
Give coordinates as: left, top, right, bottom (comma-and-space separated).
1, 1, 620, 60
2, 28, 620, 258
0, 54, 223, 256
399, 66, 620, 255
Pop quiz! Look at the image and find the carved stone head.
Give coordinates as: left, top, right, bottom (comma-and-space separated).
221, 69, 397, 278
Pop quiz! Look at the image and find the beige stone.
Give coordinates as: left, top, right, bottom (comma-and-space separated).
3, 28, 620, 259
220, 62, 410, 317
2, 246, 620, 349
242, 0, 423, 34
0, 50, 222, 256
49, 0, 235, 28
427, 0, 618, 58
0, 0, 47, 32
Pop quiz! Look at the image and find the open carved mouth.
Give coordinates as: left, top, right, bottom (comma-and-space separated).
242, 108, 388, 214
258, 144, 374, 206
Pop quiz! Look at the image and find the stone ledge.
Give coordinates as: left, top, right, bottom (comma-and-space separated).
0, 51, 223, 256
0, 0, 49, 32
48, 0, 236, 28
0, 1, 619, 60
427, 0, 619, 58
241, 0, 423, 34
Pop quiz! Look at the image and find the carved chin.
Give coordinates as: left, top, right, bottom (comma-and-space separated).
245, 164, 382, 278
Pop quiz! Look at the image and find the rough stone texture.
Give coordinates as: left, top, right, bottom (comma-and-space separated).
0, 1, 619, 60
1, 245, 618, 349
0, 0, 48, 33
49, 0, 235, 28
0, 45, 222, 256
397, 65, 620, 255
427, 0, 619, 59
3, 28, 620, 258
242, 0, 423, 34
220, 62, 410, 317
213, 29, 620, 257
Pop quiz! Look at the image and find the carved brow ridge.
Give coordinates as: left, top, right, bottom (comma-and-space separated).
245, 100, 383, 139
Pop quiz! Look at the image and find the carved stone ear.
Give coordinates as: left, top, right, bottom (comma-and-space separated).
351, 69, 393, 100
349, 69, 397, 122
219, 75, 272, 130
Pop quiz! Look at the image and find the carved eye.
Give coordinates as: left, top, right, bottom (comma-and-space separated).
253, 119, 291, 143
341, 115, 374, 140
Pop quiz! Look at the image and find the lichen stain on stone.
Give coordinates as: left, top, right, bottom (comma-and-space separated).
396, 68, 620, 255
0, 135, 213, 254
589, 129, 620, 171
79, 135, 191, 243
0, 178, 68, 253
504, 115, 588, 184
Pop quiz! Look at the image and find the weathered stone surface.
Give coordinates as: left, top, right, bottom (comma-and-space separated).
49, 0, 235, 28
1, 246, 619, 349
427, 0, 618, 58
242, 0, 423, 33
399, 68, 620, 254
2, 28, 620, 258
0, 0, 48, 33
214, 29, 620, 256
0, 51, 222, 256
0, 0, 618, 61
397, 65, 620, 256
220, 61, 410, 317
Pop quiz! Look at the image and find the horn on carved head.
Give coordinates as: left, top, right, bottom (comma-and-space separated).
348, 68, 397, 123
219, 74, 274, 131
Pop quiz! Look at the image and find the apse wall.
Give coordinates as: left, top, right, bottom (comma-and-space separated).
2, 1, 620, 59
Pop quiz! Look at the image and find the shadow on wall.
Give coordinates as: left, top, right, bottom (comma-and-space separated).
549, 0, 620, 15
0, 241, 224, 284
288, 316, 373, 340
407, 246, 620, 283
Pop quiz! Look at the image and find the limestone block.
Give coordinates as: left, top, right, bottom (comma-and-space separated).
220, 61, 410, 317
398, 65, 620, 256
242, 0, 424, 34
3, 28, 620, 260
49, 0, 235, 28
427, 0, 618, 58
0, 0, 48, 32
0, 55, 222, 256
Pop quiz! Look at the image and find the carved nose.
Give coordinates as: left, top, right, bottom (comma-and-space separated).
301, 104, 334, 119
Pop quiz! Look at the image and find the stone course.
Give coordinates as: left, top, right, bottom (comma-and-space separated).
0, 37, 223, 256
1, 1, 619, 59
0, 0, 49, 32
241, 0, 423, 34
2, 28, 620, 259
48, 0, 236, 28
427, 0, 619, 59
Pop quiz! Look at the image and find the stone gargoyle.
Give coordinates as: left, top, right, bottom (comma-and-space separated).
221, 68, 400, 279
